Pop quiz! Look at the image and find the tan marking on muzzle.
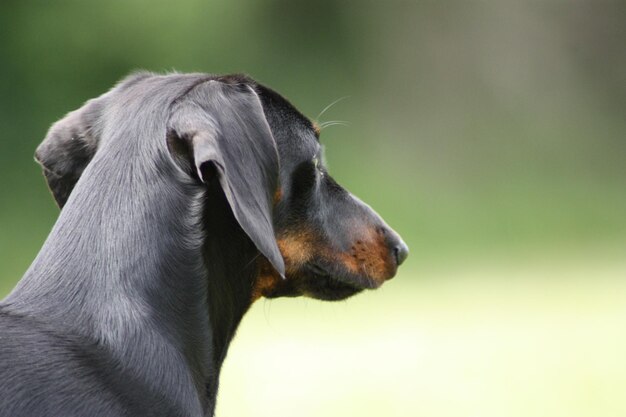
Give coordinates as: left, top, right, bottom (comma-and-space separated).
337, 228, 395, 286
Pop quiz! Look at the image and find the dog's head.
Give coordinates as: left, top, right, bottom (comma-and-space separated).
35, 73, 408, 302
252, 80, 408, 300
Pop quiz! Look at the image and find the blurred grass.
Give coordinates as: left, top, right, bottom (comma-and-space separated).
218, 248, 626, 417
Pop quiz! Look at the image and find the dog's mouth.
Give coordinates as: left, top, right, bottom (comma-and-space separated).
306, 262, 381, 289
259, 254, 392, 301
292, 261, 384, 301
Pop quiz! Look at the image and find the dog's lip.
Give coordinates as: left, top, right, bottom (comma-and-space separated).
305, 262, 381, 290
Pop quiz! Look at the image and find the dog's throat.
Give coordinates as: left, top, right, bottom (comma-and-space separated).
201, 179, 259, 367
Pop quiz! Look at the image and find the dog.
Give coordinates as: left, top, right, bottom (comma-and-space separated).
0, 72, 408, 416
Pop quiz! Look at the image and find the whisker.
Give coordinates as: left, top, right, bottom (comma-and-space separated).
316, 96, 351, 122
243, 252, 262, 269
319, 120, 351, 130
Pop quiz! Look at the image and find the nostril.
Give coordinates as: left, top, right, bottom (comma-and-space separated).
393, 241, 409, 266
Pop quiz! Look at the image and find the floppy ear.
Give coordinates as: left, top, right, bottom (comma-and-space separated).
168, 80, 285, 278
35, 96, 107, 208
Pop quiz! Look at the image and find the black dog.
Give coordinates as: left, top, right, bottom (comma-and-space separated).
0, 72, 408, 417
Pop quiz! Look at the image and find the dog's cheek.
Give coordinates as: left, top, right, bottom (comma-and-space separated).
251, 257, 301, 301
275, 231, 316, 273
251, 261, 282, 301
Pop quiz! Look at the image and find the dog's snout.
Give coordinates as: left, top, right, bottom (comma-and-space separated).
393, 240, 409, 266
383, 228, 408, 268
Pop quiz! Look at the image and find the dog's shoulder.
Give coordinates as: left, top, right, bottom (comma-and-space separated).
0, 309, 129, 416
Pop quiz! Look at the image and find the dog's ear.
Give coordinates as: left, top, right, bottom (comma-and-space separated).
35, 96, 106, 208
168, 80, 285, 277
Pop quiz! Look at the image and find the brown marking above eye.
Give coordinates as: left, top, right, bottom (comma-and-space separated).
312, 122, 321, 137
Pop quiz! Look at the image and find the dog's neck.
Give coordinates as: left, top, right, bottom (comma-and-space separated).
6, 147, 257, 415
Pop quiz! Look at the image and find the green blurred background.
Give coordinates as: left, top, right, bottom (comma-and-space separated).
1, 1, 625, 416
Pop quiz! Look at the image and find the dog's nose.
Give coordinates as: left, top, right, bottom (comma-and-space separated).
384, 227, 409, 268
393, 240, 409, 266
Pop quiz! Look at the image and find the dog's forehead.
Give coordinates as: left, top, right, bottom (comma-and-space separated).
255, 84, 320, 161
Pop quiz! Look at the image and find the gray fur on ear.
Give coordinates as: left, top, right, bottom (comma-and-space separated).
168, 80, 285, 278
35, 96, 107, 208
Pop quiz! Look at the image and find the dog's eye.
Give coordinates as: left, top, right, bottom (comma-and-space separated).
312, 157, 324, 177
291, 160, 317, 193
